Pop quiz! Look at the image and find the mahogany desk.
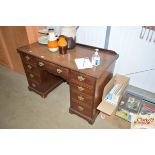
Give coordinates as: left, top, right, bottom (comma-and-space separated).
17, 43, 118, 124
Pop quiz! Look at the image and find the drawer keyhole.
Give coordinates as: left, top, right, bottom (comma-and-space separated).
78, 96, 84, 101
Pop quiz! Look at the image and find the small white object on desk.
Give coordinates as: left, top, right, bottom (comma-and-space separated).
75, 58, 93, 69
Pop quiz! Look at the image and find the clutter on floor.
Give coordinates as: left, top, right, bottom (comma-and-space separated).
98, 74, 155, 129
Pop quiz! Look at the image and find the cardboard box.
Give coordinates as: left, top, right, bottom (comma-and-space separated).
97, 74, 129, 115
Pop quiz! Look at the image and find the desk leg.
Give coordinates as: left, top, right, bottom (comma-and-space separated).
69, 107, 98, 125
69, 108, 73, 114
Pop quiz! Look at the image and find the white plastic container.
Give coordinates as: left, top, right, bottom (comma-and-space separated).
91, 49, 100, 66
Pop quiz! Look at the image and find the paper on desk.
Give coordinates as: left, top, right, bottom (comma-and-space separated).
75, 58, 93, 69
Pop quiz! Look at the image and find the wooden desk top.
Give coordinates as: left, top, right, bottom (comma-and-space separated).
17, 43, 119, 79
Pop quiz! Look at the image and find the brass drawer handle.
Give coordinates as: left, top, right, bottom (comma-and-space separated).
25, 55, 30, 61
78, 96, 84, 101
29, 74, 34, 78
77, 86, 84, 91
78, 75, 85, 81
27, 64, 32, 69
78, 106, 84, 111
32, 83, 36, 87
38, 62, 44, 67
57, 68, 62, 74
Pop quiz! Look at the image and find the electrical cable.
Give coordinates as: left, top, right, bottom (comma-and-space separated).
125, 68, 155, 76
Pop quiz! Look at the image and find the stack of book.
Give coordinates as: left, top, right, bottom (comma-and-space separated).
115, 91, 155, 122
140, 99, 155, 115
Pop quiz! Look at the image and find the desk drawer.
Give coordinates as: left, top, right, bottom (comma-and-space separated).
71, 90, 93, 107
70, 83, 94, 96
70, 70, 95, 87
48, 64, 69, 80
37, 59, 69, 80
28, 80, 40, 90
71, 100, 92, 117
21, 53, 37, 66
24, 63, 40, 75
27, 72, 41, 83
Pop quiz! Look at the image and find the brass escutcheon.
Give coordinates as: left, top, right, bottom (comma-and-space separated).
30, 74, 34, 78
78, 106, 84, 111
38, 62, 44, 67
57, 68, 62, 74
27, 64, 32, 69
77, 86, 84, 91
78, 75, 85, 81
25, 55, 30, 61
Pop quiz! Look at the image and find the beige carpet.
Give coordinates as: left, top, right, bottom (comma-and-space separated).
0, 65, 155, 129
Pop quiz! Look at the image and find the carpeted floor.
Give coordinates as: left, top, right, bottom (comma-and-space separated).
0, 65, 155, 129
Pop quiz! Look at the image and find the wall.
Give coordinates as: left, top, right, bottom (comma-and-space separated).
76, 26, 107, 48
108, 26, 155, 93
0, 26, 45, 74
26, 26, 46, 44
52, 26, 107, 48
0, 28, 11, 68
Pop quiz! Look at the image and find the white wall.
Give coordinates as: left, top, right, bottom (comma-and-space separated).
108, 26, 155, 93
76, 26, 107, 48
51, 26, 107, 48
